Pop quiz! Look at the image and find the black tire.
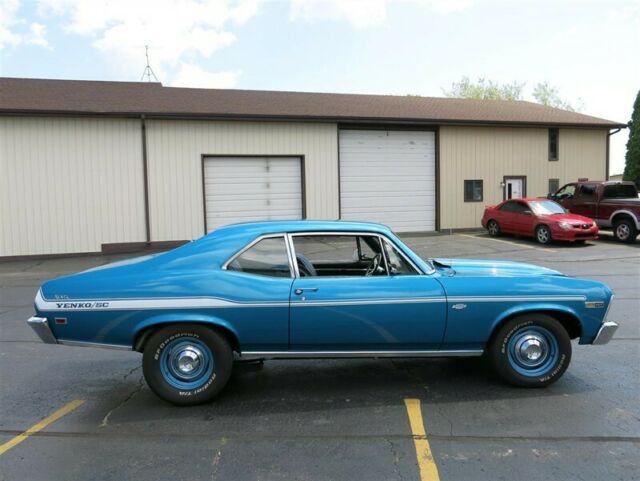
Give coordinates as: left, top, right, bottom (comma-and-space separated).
489, 314, 571, 387
613, 218, 638, 243
142, 324, 233, 406
487, 220, 500, 236
535, 225, 552, 245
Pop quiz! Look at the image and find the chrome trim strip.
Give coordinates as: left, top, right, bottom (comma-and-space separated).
447, 295, 586, 302
238, 349, 484, 360
592, 321, 619, 345
286, 233, 301, 278
58, 340, 133, 350
291, 297, 446, 307
27, 316, 58, 344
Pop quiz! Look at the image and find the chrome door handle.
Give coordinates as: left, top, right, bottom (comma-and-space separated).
294, 287, 318, 295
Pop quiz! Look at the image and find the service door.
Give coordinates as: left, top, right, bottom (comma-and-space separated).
339, 130, 436, 232
203, 157, 303, 232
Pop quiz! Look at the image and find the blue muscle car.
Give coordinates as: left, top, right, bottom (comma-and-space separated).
28, 221, 617, 405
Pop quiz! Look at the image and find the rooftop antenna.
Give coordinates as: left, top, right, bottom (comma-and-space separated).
140, 45, 159, 82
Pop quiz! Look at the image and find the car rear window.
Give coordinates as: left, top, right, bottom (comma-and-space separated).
603, 184, 638, 199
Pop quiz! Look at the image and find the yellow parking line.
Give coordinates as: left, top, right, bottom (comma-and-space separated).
0, 400, 85, 456
459, 234, 557, 253
404, 398, 440, 481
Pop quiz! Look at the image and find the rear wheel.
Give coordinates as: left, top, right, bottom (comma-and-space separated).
487, 220, 500, 236
613, 218, 638, 243
142, 324, 233, 406
489, 314, 571, 387
535, 225, 552, 245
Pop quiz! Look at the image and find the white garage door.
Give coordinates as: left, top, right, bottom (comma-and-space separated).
339, 130, 436, 232
203, 156, 303, 232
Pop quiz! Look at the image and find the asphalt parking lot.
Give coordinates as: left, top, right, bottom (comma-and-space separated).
1, 231, 638, 481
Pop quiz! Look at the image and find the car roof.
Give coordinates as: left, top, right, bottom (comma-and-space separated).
210, 219, 394, 237
501, 197, 550, 203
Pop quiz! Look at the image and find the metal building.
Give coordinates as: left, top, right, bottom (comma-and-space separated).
0, 78, 625, 257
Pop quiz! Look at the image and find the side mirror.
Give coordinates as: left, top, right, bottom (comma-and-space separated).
523, 210, 533, 216
547, 193, 554, 199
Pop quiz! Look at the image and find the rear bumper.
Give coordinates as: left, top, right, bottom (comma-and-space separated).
592, 321, 619, 345
27, 316, 58, 344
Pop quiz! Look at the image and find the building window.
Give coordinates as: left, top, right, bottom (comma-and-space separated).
549, 128, 559, 161
548, 178, 560, 194
464, 180, 483, 202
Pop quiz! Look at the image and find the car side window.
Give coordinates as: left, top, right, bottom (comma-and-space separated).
577, 185, 596, 200
556, 184, 576, 198
382, 239, 418, 275
511, 202, 528, 214
292, 234, 387, 277
499, 201, 516, 212
227, 237, 291, 278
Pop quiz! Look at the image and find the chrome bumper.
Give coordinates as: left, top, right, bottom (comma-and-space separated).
27, 317, 58, 344
593, 321, 619, 345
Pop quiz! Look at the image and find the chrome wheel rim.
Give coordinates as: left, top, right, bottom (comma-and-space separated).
537, 228, 550, 243
507, 326, 559, 377
488, 222, 499, 235
616, 223, 630, 240
160, 337, 214, 390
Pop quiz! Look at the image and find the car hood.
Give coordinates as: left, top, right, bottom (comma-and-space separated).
538, 213, 594, 224
432, 258, 565, 277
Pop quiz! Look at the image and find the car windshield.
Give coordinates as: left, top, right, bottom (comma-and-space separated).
529, 200, 566, 215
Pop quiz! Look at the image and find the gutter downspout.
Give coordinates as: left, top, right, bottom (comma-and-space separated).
606, 128, 623, 181
141, 115, 151, 244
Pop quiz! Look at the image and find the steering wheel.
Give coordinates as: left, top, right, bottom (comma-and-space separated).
365, 254, 382, 277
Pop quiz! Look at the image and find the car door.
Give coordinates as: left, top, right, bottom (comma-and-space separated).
554, 183, 577, 211
496, 201, 518, 233
572, 184, 598, 219
288, 233, 447, 351
510, 201, 536, 235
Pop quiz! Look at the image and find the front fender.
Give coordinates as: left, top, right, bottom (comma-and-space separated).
489, 302, 582, 338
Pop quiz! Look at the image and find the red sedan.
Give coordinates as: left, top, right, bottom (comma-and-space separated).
481, 198, 598, 245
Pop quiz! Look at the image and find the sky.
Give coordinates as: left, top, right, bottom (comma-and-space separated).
1, 0, 638, 174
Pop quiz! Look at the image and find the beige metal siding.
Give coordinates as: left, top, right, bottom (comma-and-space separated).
0, 117, 146, 256
145, 120, 338, 241
439, 126, 607, 229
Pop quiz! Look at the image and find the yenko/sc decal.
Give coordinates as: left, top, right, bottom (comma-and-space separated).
55, 302, 110, 309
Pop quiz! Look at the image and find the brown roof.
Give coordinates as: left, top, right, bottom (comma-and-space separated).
0, 77, 626, 128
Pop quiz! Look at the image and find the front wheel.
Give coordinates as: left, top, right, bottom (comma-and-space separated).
613, 218, 638, 243
535, 225, 552, 245
143, 324, 233, 406
489, 314, 571, 387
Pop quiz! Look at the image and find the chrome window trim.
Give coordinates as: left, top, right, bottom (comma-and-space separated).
287, 231, 425, 277
221, 233, 295, 278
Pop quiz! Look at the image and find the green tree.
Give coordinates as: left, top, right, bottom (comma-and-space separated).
442, 77, 524, 101
443, 77, 581, 112
623, 90, 640, 187
532, 81, 583, 112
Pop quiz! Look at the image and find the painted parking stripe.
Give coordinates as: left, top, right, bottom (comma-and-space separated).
458, 234, 557, 253
404, 398, 440, 481
0, 400, 84, 456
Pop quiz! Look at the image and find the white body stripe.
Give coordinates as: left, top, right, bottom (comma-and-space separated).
36, 290, 586, 312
